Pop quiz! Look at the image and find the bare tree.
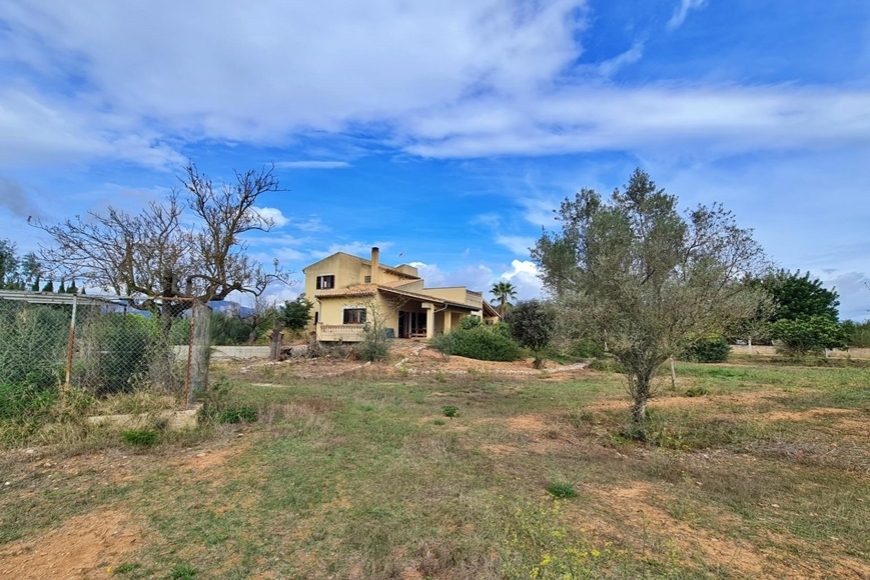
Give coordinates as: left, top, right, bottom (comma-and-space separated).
33, 162, 292, 315
533, 169, 770, 426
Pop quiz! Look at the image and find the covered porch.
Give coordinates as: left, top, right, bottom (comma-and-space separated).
313, 285, 481, 342
395, 302, 469, 339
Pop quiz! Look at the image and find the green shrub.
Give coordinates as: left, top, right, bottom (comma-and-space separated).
588, 357, 623, 373
196, 376, 233, 423
842, 319, 870, 348
431, 325, 523, 362
429, 332, 457, 355
684, 386, 709, 397
771, 316, 847, 357
441, 405, 459, 418
569, 340, 605, 359
218, 406, 258, 424
358, 322, 391, 362
459, 315, 481, 330
208, 312, 254, 345
683, 335, 730, 363
121, 428, 159, 447
546, 480, 577, 499
505, 299, 556, 368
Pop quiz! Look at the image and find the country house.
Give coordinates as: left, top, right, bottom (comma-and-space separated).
303, 248, 500, 342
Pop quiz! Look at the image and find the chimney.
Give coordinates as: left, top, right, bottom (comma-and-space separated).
371, 247, 380, 284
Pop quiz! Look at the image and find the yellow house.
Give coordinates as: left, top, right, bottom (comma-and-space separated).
303, 247, 500, 342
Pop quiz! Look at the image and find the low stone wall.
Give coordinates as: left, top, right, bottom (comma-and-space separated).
87, 406, 201, 431
172, 345, 272, 360
730, 345, 870, 359
173, 345, 310, 360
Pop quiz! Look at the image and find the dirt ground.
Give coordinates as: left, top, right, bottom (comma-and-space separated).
2, 349, 867, 579
235, 340, 588, 380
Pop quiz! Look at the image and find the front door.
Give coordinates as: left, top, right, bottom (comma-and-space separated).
398, 311, 407, 338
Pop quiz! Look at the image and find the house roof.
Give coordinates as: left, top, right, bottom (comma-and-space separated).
315, 283, 479, 311
302, 252, 421, 280
381, 279, 419, 288
481, 300, 501, 319
314, 284, 379, 298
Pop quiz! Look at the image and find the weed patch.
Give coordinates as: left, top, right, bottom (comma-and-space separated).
122, 428, 160, 447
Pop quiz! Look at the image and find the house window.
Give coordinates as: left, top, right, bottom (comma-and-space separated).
317, 275, 335, 290
364, 275, 371, 283
343, 308, 366, 324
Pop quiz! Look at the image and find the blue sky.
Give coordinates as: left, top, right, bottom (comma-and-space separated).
1, 0, 868, 320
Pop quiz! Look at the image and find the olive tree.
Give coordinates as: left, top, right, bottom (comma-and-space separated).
533, 169, 769, 425
33, 162, 292, 317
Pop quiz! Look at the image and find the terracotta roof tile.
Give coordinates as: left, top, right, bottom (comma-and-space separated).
314, 284, 378, 298
315, 283, 478, 311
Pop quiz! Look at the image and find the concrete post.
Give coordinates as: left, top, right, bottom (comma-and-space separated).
422, 302, 435, 339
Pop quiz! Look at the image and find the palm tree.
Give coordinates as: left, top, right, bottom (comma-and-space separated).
490, 281, 517, 317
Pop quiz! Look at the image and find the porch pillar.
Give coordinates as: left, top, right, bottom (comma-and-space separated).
422, 302, 435, 339
443, 309, 453, 333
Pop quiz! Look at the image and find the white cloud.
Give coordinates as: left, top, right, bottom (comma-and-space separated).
495, 234, 536, 256
0, 0, 587, 163
2, 1, 867, 169
252, 206, 289, 227
471, 213, 501, 229
667, 0, 707, 30
275, 161, 351, 169
293, 217, 329, 233
598, 42, 644, 77
412, 262, 448, 288
500, 260, 544, 301
309, 241, 393, 260
402, 85, 870, 159
0, 87, 183, 170
413, 262, 495, 292
819, 271, 870, 322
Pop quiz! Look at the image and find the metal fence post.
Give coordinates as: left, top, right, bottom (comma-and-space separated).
63, 293, 78, 390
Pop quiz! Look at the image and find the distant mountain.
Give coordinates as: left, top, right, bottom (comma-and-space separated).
209, 300, 255, 318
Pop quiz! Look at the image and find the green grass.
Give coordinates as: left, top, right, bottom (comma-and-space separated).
1, 360, 868, 578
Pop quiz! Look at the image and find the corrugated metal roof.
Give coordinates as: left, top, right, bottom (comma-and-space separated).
0, 290, 118, 306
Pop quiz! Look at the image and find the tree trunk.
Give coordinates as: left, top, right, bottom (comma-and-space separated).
631, 370, 653, 423
269, 320, 285, 361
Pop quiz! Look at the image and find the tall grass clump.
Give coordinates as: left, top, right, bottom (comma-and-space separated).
77, 313, 152, 395
0, 301, 68, 389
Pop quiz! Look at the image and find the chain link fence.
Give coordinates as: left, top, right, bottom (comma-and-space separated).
0, 291, 211, 408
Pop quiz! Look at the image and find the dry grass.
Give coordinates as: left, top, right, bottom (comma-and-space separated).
0, 359, 868, 578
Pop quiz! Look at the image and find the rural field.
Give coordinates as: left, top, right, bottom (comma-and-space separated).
1, 347, 868, 579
